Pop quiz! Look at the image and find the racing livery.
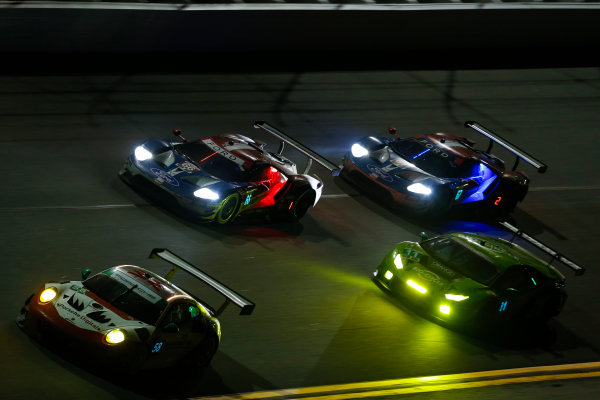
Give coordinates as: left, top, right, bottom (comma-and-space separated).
120, 121, 339, 224
17, 249, 254, 372
373, 221, 584, 329
341, 121, 547, 216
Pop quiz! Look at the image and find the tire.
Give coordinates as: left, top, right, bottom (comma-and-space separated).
216, 193, 241, 224
289, 189, 315, 221
182, 334, 219, 368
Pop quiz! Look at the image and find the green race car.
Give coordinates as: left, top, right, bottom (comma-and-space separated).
373, 221, 584, 329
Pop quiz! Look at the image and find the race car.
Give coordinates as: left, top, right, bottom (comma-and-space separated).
341, 121, 548, 216
372, 221, 584, 330
16, 248, 254, 373
119, 121, 339, 224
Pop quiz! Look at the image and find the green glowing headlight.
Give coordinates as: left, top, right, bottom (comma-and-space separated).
105, 329, 126, 345
39, 287, 57, 303
384, 270, 394, 280
440, 304, 451, 315
393, 254, 404, 269
407, 280, 427, 294
445, 294, 469, 301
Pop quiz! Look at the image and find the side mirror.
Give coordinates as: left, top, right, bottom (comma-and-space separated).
419, 232, 429, 241
172, 128, 187, 142
81, 269, 92, 280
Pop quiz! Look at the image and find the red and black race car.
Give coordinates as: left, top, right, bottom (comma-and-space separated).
17, 249, 254, 373
119, 121, 339, 224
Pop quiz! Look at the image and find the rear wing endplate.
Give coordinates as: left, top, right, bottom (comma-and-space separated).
254, 121, 341, 176
498, 221, 585, 276
149, 248, 255, 316
464, 121, 547, 173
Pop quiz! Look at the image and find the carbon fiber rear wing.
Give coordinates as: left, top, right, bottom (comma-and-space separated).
253, 121, 341, 176
498, 221, 585, 276
464, 121, 547, 173
149, 248, 255, 316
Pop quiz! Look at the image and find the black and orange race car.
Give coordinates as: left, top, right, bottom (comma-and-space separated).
17, 249, 254, 373
341, 121, 547, 216
120, 121, 339, 224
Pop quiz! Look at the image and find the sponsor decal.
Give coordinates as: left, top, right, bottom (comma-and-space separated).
201, 139, 246, 168
366, 164, 394, 182
402, 248, 423, 261
176, 161, 200, 173
416, 138, 449, 158
150, 168, 179, 187
108, 269, 164, 304
56, 302, 103, 331
70, 284, 88, 295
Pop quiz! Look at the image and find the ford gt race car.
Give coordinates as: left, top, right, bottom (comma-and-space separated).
120, 121, 339, 224
341, 121, 547, 217
16, 249, 254, 373
372, 221, 584, 330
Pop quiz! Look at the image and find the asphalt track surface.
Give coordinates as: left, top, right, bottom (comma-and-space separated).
1, 66, 600, 400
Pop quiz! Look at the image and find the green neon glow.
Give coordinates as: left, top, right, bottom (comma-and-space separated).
531, 277, 537, 286
454, 189, 463, 200
384, 270, 394, 280
407, 280, 427, 293
393, 254, 404, 269
445, 294, 469, 301
440, 304, 451, 315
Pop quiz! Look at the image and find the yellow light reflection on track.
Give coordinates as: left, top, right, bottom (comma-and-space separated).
190, 361, 600, 400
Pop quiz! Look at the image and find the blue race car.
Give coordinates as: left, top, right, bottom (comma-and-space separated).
341, 121, 547, 216
119, 121, 339, 224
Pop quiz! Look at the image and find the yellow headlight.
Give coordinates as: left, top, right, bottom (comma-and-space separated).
105, 329, 125, 344
39, 287, 57, 303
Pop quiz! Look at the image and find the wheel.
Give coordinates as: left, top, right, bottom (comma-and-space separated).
289, 189, 315, 220
216, 193, 241, 224
182, 334, 219, 368
411, 187, 451, 218
16, 294, 33, 329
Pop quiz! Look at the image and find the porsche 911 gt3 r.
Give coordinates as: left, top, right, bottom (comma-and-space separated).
16, 249, 254, 373
120, 121, 339, 224
372, 221, 584, 329
341, 121, 547, 216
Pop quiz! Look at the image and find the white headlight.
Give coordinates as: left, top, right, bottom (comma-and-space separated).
445, 294, 469, 301
134, 146, 153, 161
351, 143, 369, 158
407, 183, 432, 195
194, 187, 220, 200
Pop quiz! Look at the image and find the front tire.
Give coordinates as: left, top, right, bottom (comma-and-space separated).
216, 193, 241, 224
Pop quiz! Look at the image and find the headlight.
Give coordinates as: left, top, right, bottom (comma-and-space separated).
39, 287, 57, 303
194, 187, 220, 200
134, 146, 153, 161
445, 294, 469, 301
407, 183, 432, 195
393, 254, 404, 269
351, 143, 369, 158
104, 329, 126, 345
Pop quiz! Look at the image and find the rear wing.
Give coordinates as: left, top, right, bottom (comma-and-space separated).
464, 121, 547, 173
253, 121, 341, 176
498, 221, 585, 276
149, 248, 255, 316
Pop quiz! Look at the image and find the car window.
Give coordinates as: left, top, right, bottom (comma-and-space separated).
421, 236, 500, 284
494, 265, 547, 291
174, 141, 250, 182
83, 273, 166, 325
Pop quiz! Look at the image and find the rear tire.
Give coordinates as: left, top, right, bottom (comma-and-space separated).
182, 334, 219, 368
289, 189, 315, 221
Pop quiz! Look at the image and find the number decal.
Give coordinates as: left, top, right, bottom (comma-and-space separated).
152, 341, 163, 353
494, 196, 502, 206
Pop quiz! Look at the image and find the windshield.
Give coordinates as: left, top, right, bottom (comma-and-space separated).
389, 138, 477, 178
83, 273, 167, 325
420, 236, 500, 284
174, 141, 250, 182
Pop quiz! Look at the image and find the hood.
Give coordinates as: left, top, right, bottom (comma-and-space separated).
54, 283, 149, 333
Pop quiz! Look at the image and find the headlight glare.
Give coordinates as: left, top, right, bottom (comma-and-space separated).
105, 329, 126, 344
445, 293, 469, 301
194, 187, 220, 200
134, 146, 153, 161
351, 143, 369, 158
407, 183, 432, 195
393, 254, 404, 269
39, 287, 57, 303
